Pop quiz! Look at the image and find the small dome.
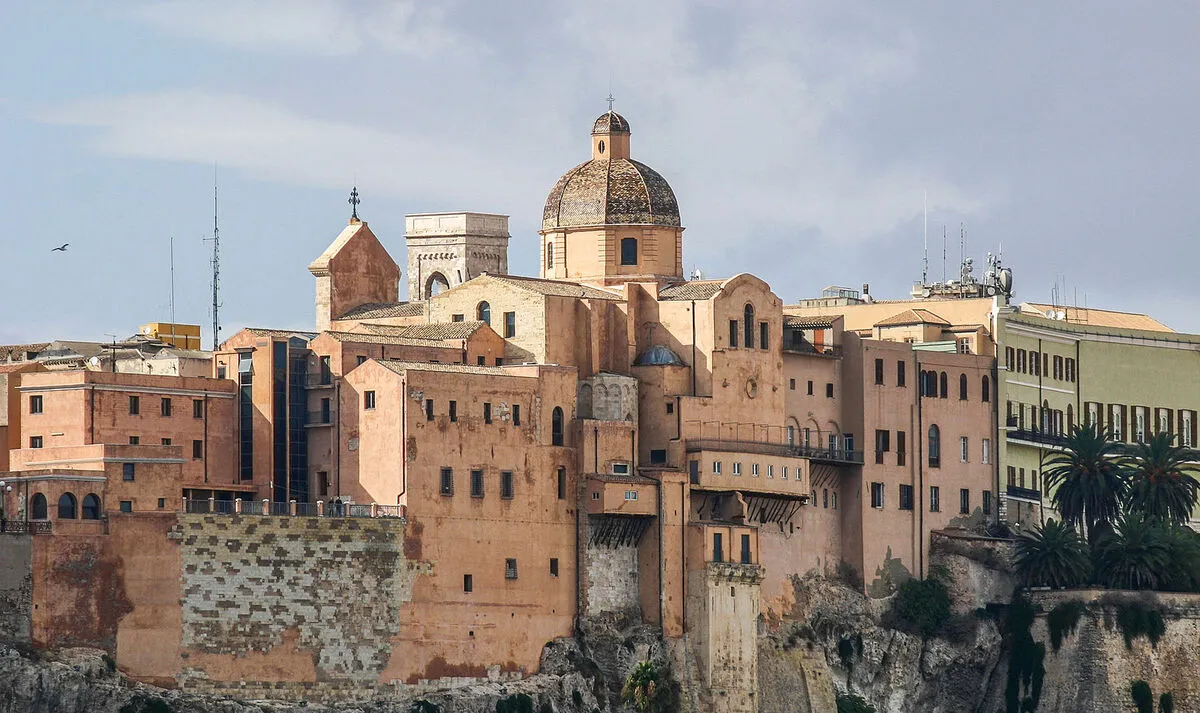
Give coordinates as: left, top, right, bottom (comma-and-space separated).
634, 345, 685, 367
593, 111, 630, 135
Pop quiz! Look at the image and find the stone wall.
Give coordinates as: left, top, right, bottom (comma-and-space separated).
176, 514, 411, 693
584, 539, 640, 616
0, 535, 31, 644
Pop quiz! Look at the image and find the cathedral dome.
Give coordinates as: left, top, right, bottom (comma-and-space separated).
542, 112, 680, 230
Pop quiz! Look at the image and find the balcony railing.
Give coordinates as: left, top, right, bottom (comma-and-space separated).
1007, 429, 1068, 449
180, 498, 406, 520
686, 438, 864, 465
306, 411, 336, 426
1, 520, 52, 535
305, 374, 335, 388
1006, 484, 1042, 502
782, 342, 842, 357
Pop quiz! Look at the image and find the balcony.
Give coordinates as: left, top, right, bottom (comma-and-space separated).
181, 498, 405, 519
1006, 429, 1068, 450
306, 410, 337, 427
305, 374, 335, 389
782, 341, 842, 358
1, 520, 51, 535
1006, 484, 1042, 503
686, 438, 863, 466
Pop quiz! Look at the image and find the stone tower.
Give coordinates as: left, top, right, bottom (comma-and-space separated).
405, 212, 510, 301
308, 218, 401, 332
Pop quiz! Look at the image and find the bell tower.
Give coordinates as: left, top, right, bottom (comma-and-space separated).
405, 212, 511, 300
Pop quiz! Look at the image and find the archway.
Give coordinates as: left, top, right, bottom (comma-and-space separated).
423, 272, 450, 299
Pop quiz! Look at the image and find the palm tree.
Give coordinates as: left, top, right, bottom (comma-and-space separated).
1161, 525, 1200, 592
1094, 515, 1172, 590
1041, 424, 1129, 538
1126, 432, 1200, 526
622, 661, 668, 713
1013, 519, 1091, 588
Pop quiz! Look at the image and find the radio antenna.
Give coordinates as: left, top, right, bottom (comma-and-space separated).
202, 165, 221, 350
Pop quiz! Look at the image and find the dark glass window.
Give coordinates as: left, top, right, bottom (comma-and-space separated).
477, 301, 491, 325
484, 402, 492, 424
440, 467, 454, 496
875, 359, 884, 385
552, 407, 564, 446
501, 471, 514, 499
505, 558, 518, 579
425, 399, 434, 421
557, 467, 566, 500
464, 574, 473, 592
193, 399, 204, 418
743, 305, 755, 349
123, 462, 136, 481
81, 494, 102, 520
512, 404, 520, 426
193, 440, 203, 459
29, 395, 43, 414
712, 532, 724, 562
959, 374, 968, 400
939, 372, 948, 398
504, 312, 516, 338
449, 400, 457, 422
729, 320, 738, 348
928, 425, 941, 468
899, 484, 913, 511
982, 375, 991, 402
620, 237, 638, 265
129, 395, 140, 415
740, 534, 752, 564
31, 493, 48, 519
550, 558, 559, 576
471, 469, 484, 498
58, 492, 77, 519
161, 397, 172, 417
897, 361, 906, 387
759, 322, 769, 350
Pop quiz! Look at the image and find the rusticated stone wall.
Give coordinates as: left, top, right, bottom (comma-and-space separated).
0, 534, 32, 644
584, 538, 640, 616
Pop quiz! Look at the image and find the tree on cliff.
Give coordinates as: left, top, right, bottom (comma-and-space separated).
1042, 424, 1128, 539
1094, 515, 1172, 590
1013, 519, 1091, 588
1125, 432, 1200, 527
622, 661, 669, 713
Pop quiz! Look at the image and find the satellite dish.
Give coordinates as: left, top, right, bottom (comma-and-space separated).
998, 267, 1013, 295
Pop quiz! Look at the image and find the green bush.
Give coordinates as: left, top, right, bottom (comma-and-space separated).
886, 577, 951, 638
835, 692, 875, 713
410, 701, 441, 713
1160, 691, 1175, 713
495, 694, 534, 713
622, 661, 669, 713
1046, 599, 1086, 652
1131, 680, 1153, 713
571, 690, 583, 706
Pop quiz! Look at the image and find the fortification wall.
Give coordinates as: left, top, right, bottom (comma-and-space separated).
585, 539, 641, 616
0, 534, 32, 645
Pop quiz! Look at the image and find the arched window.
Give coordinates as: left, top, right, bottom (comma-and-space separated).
982, 375, 991, 403
81, 494, 102, 520
620, 238, 638, 266
552, 406, 564, 446
928, 425, 941, 468
31, 493, 48, 520
546, 241, 554, 270
959, 374, 968, 401
939, 372, 948, 399
743, 304, 755, 350
58, 492, 77, 519
476, 301, 491, 326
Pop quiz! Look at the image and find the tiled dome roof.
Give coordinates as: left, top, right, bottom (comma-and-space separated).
592, 111, 630, 134
542, 158, 680, 229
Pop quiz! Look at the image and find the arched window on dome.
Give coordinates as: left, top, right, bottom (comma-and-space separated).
743, 304, 755, 350
620, 238, 638, 266
477, 301, 491, 326
546, 240, 554, 270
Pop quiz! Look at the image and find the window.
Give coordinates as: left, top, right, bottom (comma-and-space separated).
789, 379, 796, 391
732, 462, 742, 476
550, 557, 559, 576
552, 407, 564, 446
217, 365, 227, 379
782, 466, 788, 480
449, 400, 457, 422
787, 425, 795, 445
58, 492, 77, 519
939, 372, 948, 398
123, 462, 135, 481
960, 436, 969, 463
1135, 407, 1147, 443
897, 361, 906, 387
318, 355, 332, 385
31, 493, 48, 520
897, 431, 906, 466
30, 435, 43, 449
1111, 404, 1124, 441
425, 399, 434, 421
483, 402, 492, 424
512, 404, 520, 426
959, 374, 968, 400
743, 304, 755, 349
620, 237, 638, 265
712, 532, 724, 562
729, 320, 739, 348
1030, 351, 1040, 376
982, 375, 990, 403
81, 494, 101, 520
713, 461, 722, 474
129, 436, 139, 445
193, 440, 203, 459
356, 355, 367, 366
959, 488, 970, 514
591, 491, 601, 500
875, 430, 890, 464
624, 490, 639, 501
505, 558, 519, 579
831, 492, 838, 509
440, 467, 454, 496
928, 425, 941, 468
875, 359, 885, 385
504, 311, 516, 338
666, 401, 674, 415
161, 438, 172, 446
980, 437, 991, 464
161, 398, 172, 417
546, 241, 554, 270
119, 501, 132, 514
767, 465, 775, 478
364, 391, 376, 410
29, 395, 43, 414
807, 380, 814, 395
471, 469, 485, 498
464, 574, 473, 592
1053, 355, 1063, 380
157, 498, 166, 509
1065, 358, 1076, 383
612, 462, 631, 475
930, 486, 941, 512
957, 338, 971, 354
129, 395, 140, 415
983, 491, 993, 515
495, 357, 503, 366
650, 449, 667, 464
1183, 411, 1195, 447
318, 471, 329, 497
1005, 347, 1015, 370
501, 471, 514, 499
557, 467, 567, 499
899, 484, 913, 510
1017, 349, 1026, 373
760, 322, 769, 350
751, 463, 760, 477
477, 301, 491, 325
823, 489, 828, 508
477, 356, 486, 366
451, 314, 464, 322
826, 383, 834, 398
870, 482, 885, 509
740, 534, 752, 564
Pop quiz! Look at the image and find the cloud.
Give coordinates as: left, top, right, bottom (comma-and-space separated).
129, 0, 461, 57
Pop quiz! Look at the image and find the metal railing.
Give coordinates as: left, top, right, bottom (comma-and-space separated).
179, 498, 406, 521
1006, 484, 1043, 502
782, 343, 842, 357
1, 520, 52, 535
686, 438, 864, 465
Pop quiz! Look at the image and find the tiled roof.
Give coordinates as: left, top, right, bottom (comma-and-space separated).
322, 331, 457, 348
587, 472, 657, 485
592, 111, 631, 135
0, 343, 49, 358
874, 309, 951, 328
658, 281, 724, 301
485, 275, 622, 300
244, 328, 319, 339
542, 146, 680, 230
375, 360, 517, 377
336, 302, 426, 320
361, 322, 487, 340
1021, 303, 1173, 333
784, 315, 838, 329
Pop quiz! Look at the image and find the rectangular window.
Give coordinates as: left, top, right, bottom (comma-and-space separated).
192, 440, 203, 459
767, 464, 774, 479
217, 365, 227, 379
123, 462, 136, 481
550, 558, 559, 577
740, 534, 752, 564
29, 395, 43, 414
729, 320, 738, 348
1017, 349, 1026, 373
960, 488, 970, 514
823, 489, 828, 508
128, 435, 141, 445
501, 470, 514, 499
1030, 352, 1040, 376
449, 400, 457, 422
440, 467, 454, 496
760, 322, 769, 350
504, 311, 516, 338
930, 486, 941, 512
831, 492, 838, 509
1066, 358, 1076, 382
591, 491, 601, 500
478, 355, 486, 366
1008, 465, 1017, 486
875, 429, 890, 464
960, 436, 969, 462
982, 438, 991, 464
484, 402, 492, 424
557, 467, 567, 499
870, 482, 885, 509
732, 462, 742, 476
782, 467, 788, 480
356, 355, 367, 366
464, 574, 473, 592
713, 461, 722, 474
712, 532, 724, 562
161, 437, 172, 446
425, 399, 434, 421
30, 435, 43, 449
452, 314, 464, 322
495, 357, 503, 366
650, 449, 667, 464
897, 361, 906, 387
471, 469, 485, 498
983, 490, 993, 515
129, 395, 140, 415
505, 558, 518, 579
513, 404, 520, 426
826, 383, 834, 398
192, 399, 204, 419
897, 431, 906, 466
120, 501, 133, 513
364, 391, 376, 410
318, 355, 332, 384
624, 490, 639, 500
874, 358, 884, 385
318, 471, 329, 497
161, 397, 172, 417
157, 498, 166, 509
789, 378, 796, 390
899, 484, 913, 510
611, 462, 630, 475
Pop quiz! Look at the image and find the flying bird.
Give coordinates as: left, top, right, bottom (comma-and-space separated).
51, 243, 69, 252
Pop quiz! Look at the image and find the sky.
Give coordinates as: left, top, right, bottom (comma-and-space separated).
3, 1, 1199, 345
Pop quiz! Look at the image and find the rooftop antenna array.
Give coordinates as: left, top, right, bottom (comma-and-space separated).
202, 166, 222, 350
169, 235, 175, 328
910, 198, 1012, 301
922, 191, 928, 285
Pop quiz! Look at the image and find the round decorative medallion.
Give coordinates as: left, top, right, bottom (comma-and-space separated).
745, 378, 758, 399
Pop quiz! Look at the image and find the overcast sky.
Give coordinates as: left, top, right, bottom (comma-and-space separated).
3, 1, 1199, 344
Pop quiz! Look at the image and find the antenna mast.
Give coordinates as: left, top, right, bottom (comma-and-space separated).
169, 235, 175, 327
942, 225, 947, 284
922, 191, 928, 284
203, 167, 221, 350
